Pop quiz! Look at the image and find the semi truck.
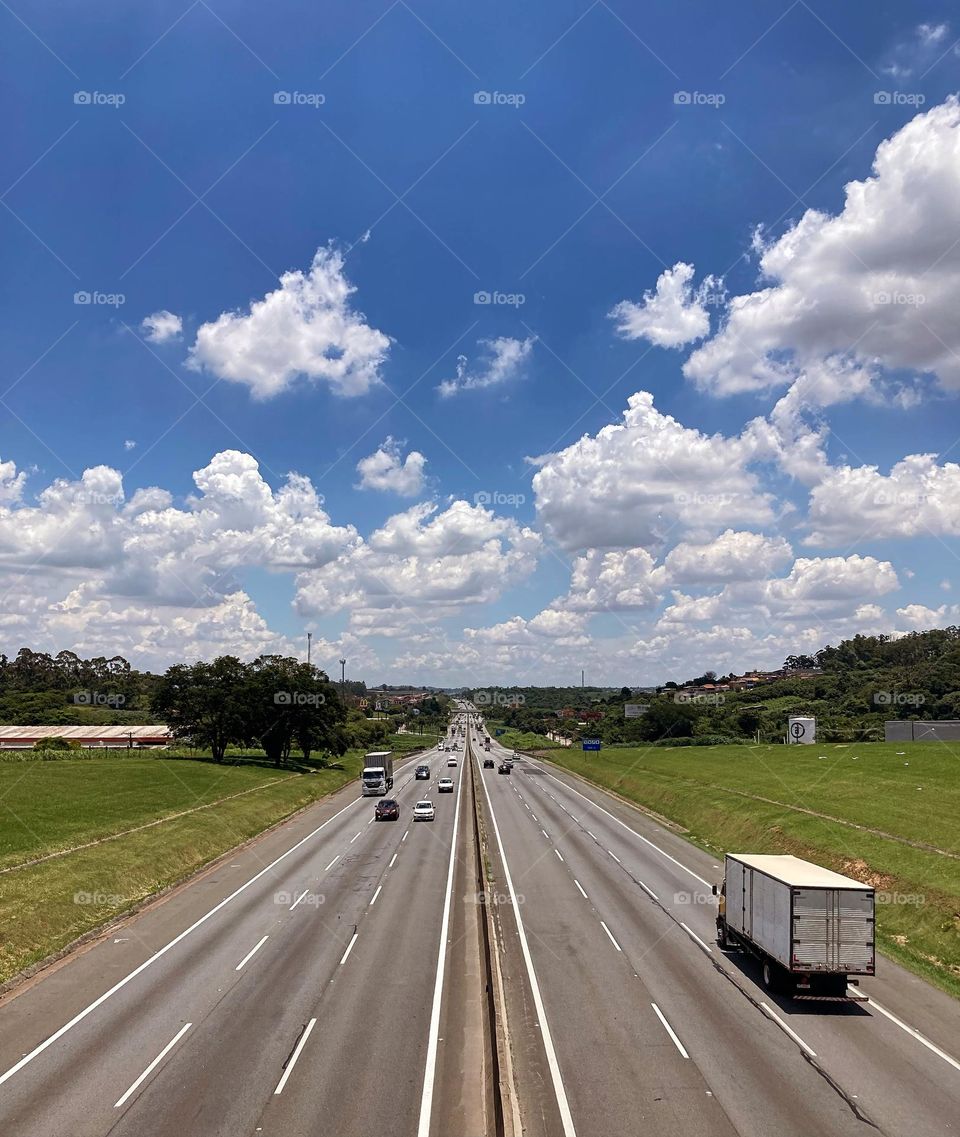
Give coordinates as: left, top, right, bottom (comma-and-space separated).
361, 751, 394, 796
714, 853, 875, 999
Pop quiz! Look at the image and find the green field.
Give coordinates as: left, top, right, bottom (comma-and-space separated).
532, 741, 960, 999
0, 735, 430, 985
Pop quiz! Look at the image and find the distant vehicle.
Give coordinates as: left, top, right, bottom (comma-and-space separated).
362, 752, 394, 797
446, 756, 458, 767
714, 854, 875, 999
438, 777, 454, 793
412, 800, 435, 822
483, 757, 495, 768
374, 799, 400, 821
498, 762, 512, 774
483, 740, 490, 751
415, 764, 430, 779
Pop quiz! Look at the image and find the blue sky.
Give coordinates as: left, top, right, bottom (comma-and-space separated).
2, 1, 959, 685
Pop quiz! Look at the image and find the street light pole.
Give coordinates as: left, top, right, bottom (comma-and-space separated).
307, 631, 312, 665
339, 658, 346, 695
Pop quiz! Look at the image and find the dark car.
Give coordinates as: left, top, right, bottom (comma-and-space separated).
415, 765, 430, 779
498, 763, 511, 775
374, 799, 400, 821
483, 757, 495, 768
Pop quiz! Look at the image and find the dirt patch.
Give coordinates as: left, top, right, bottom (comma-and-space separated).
839, 858, 895, 890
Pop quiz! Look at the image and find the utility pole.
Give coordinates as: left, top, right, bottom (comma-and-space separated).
581, 668, 584, 688
307, 631, 312, 665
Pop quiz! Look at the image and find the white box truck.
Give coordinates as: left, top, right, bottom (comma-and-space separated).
714, 854, 875, 999
361, 751, 394, 796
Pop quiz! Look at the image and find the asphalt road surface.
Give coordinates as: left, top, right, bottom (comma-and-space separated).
0, 739, 485, 1137
472, 718, 960, 1137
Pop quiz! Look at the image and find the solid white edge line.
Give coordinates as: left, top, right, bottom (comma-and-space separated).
0, 789, 366, 1087
599, 921, 622, 953
679, 921, 713, 955
339, 932, 359, 966
324, 854, 341, 872
289, 890, 309, 911
477, 756, 578, 1137
573, 879, 588, 899
862, 993, 960, 1073
389, 852, 398, 868
415, 740, 466, 1137
273, 1018, 317, 1095
235, 935, 269, 971
535, 765, 711, 887
114, 1022, 192, 1108
759, 1001, 817, 1058
651, 1003, 689, 1059
369, 884, 383, 907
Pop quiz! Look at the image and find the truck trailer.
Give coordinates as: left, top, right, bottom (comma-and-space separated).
361, 751, 394, 796
714, 853, 875, 999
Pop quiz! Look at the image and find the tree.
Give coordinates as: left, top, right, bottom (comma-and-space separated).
637, 700, 697, 741
243, 656, 346, 767
151, 657, 248, 763
783, 654, 817, 671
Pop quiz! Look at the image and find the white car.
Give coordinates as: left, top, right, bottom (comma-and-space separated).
413, 800, 435, 821
447, 756, 458, 767
438, 777, 454, 793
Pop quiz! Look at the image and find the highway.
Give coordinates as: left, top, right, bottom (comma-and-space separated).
1, 704, 959, 1137
472, 717, 960, 1137
0, 737, 488, 1137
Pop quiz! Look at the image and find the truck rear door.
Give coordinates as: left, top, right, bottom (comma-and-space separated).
792, 888, 874, 973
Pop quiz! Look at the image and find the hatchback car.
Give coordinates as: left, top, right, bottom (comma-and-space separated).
498, 763, 511, 775
412, 800, 435, 821
415, 765, 430, 779
438, 777, 454, 793
483, 757, 495, 768
374, 799, 400, 820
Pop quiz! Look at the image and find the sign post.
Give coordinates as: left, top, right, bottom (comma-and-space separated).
787, 716, 816, 744
582, 738, 601, 751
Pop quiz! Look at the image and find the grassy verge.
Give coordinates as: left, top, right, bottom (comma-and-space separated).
533, 741, 960, 1000
0, 735, 429, 985
486, 723, 562, 750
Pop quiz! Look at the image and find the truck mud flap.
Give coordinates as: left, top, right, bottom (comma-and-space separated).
794, 992, 870, 1003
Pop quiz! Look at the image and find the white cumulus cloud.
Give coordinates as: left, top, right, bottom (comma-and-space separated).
189, 246, 390, 399
437, 336, 535, 398
141, 310, 183, 343
356, 438, 427, 496
610, 262, 719, 348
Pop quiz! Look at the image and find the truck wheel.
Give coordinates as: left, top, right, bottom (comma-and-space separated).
762, 960, 779, 992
